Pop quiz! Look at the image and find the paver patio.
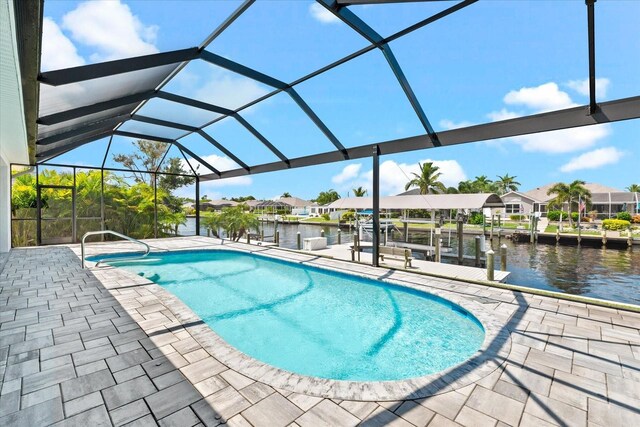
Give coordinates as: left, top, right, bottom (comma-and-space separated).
1, 237, 639, 426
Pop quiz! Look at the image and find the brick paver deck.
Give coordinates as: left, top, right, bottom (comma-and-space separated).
1, 237, 639, 426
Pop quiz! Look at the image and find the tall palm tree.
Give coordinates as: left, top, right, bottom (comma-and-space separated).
352, 186, 367, 197
547, 180, 591, 228
495, 174, 521, 195
472, 175, 496, 193
281, 192, 292, 198
626, 184, 640, 192
404, 162, 446, 195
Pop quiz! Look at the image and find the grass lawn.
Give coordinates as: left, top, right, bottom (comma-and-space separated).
299, 217, 339, 225
544, 225, 601, 235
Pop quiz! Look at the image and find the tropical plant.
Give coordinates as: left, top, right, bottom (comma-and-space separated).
495, 174, 521, 195
547, 180, 591, 228
470, 175, 496, 193
202, 212, 223, 238
352, 186, 367, 197
281, 192, 292, 198
404, 162, 446, 194
626, 184, 640, 192
213, 205, 259, 241
315, 189, 340, 205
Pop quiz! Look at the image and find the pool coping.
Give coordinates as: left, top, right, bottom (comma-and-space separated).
80, 241, 512, 401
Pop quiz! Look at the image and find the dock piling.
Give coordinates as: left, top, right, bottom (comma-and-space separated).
297, 232, 301, 250
275, 230, 279, 246
475, 236, 481, 267
486, 249, 495, 281
500, 244, 507, 271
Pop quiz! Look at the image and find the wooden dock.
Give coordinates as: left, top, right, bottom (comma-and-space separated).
310, 243, 510, 283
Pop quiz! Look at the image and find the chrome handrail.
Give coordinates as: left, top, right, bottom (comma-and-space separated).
81, 230, 150, 268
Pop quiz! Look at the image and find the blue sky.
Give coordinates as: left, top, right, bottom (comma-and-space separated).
42, 0, 639, 200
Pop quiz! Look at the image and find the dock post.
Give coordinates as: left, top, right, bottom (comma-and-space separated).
246, 232, 250, 245
435, 228, 441, 263
602, 229, 607, 246
353, 232, 360, 262
556, 228, 560, 243
486, 249, 495, 281
320, 229, 325, 238
384, 227, 388, 246
338, 230, 341, 245
500, 244, 507, 271
490, 215, 494, 241
497, 216, 501, 239
475, 236, 481, 267
260, 229, 264, 241
403, 221, 408, 242
628, 226, 633, 248
275, 230, 279, 246
457, 215, 464, 265
297, 232, 301, 250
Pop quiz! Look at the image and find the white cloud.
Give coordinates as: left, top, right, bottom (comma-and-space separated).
483, 82, 611, 154
332, 164, 362, 184
560, 147, 624, 172
61, 0, 158, 62
41, 17, 86, 71
566, 78, 610, 98
486, 108, 520, 122
512, 123, 610, 154
195, 66, 269, 112
182, 154, 252, 187
309, 3, 340, 24
504, 82, 576, 113
334, 159, 467, 196
439, 119, 475, 130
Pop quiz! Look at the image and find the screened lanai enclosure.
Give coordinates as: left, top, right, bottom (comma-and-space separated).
6, 0, 640, 259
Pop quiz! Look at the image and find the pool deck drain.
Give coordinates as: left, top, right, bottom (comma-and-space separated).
1, 236, 639, 426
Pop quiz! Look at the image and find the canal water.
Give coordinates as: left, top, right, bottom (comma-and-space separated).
180, 219, 640, 305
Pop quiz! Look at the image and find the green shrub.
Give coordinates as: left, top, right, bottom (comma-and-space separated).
616, 211, 632, 221
321, 213, 330, 221
571, 212, 579, 222
341, 211, 355, 221
509, 214, 525, 221
469, 212, 484, 225
602, 219, 631, 231
547, 210, 563, 221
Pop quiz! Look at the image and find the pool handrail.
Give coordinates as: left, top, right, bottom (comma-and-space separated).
81, 230, 150, 268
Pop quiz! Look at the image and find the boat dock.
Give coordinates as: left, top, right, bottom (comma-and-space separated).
308, 243, 510, 283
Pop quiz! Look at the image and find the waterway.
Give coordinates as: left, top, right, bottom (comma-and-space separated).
180, 218, 640, 305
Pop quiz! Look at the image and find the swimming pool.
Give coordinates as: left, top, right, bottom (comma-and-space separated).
97, 249, 485, 382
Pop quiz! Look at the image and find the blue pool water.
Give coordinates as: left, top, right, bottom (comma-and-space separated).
98, 250, 485, 381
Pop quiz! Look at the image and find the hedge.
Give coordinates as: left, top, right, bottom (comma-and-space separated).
547, 210, 563, 221
616, 212, 632, 221
510, 214, 526, 221
602, 219, 631, 231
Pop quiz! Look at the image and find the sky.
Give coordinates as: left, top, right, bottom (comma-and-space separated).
41, 0, 640, 200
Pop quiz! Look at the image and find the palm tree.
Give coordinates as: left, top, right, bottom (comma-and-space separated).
281, 192, 292, 198
471, 175, 495, 193
495, 174, 521, 195
626, 184, 640, 192
547, 182, 570, 226
404, 162, 446, 194
457, 180, 475, 194
352, 186, 367, 197
547, 180, 591, 228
